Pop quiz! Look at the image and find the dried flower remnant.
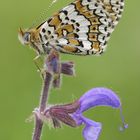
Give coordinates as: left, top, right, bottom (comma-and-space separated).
34, 87, 128, 140
43, 49, 75, 88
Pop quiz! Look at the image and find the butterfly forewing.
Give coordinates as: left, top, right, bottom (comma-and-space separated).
39, 0, 124, 55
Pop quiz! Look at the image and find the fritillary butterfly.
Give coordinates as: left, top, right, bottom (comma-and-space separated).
18, 0, 125, 55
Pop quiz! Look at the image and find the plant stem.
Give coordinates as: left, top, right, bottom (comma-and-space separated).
40, 73, 52, 112
32, 72, 52, 140
32, 117, 43, 140
31, 50, 74, 140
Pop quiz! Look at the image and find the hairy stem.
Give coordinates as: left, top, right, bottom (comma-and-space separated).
32, 72, 52, 140
31, 50, 74, 140
32, 116, 43, 140
40, 73, 52, 112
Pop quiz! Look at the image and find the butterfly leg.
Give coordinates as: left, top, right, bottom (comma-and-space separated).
33, 55, 45, 80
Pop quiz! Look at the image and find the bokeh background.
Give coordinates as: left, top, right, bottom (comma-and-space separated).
0, 0, 139, 140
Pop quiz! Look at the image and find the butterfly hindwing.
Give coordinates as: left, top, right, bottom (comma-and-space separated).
39, 0, 124, 55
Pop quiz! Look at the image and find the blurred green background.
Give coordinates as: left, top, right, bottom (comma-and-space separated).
0, 0, 139, 140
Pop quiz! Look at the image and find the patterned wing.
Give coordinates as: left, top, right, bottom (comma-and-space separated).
39, 0, 124, 55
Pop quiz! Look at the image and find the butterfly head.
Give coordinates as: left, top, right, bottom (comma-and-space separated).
18, 28, 31, 46
18, 27, 43, 54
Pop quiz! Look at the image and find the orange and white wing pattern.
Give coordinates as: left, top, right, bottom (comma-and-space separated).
39, 0, 125, 55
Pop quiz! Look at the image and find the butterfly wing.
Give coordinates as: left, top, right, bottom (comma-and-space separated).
39, 0, 124, 55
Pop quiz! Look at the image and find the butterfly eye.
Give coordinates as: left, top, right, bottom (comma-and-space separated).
23, 32, 30, 43
18, 29, 31, 45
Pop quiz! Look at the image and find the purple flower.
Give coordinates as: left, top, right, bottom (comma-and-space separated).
72, 87, 128, 140
34, 87, 128, 140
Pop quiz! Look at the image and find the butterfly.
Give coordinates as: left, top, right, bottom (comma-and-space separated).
18, 0, 124, 56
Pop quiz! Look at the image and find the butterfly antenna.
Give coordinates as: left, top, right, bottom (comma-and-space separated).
31, 0, 58, 28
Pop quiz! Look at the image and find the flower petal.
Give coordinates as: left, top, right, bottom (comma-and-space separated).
77, 87, 121, 113
73, 115, 102, 140
82, 116, 102, 140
